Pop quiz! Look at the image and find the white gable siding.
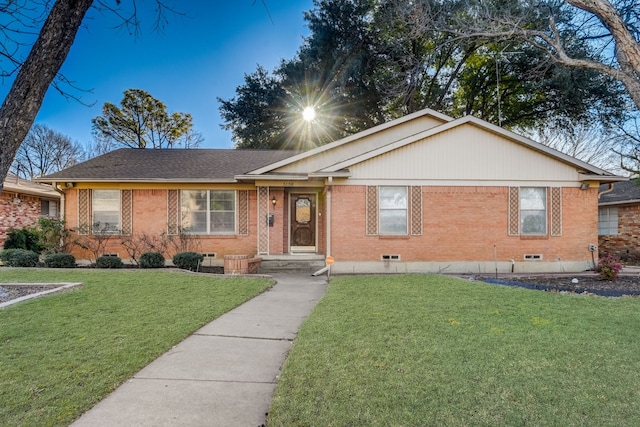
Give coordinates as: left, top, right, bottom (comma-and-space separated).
275, 115, 446, 174
347, 125, 581, 183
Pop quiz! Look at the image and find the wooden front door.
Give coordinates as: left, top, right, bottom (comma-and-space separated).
290, 194, 316, 251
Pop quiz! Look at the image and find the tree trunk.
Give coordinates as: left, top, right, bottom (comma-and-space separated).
0, 0, 94, 192
563, 0, 640, 109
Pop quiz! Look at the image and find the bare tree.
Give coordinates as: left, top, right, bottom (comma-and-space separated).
519, 124, 625, 175
0, 0, 180, 192
11, 124, 84, 179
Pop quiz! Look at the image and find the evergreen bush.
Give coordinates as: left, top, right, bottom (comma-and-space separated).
172, 252, 203, 271
0, 249, 39, 267
43, 253, 76, 268
139, 252, 165, 268
96, 255, 123, 269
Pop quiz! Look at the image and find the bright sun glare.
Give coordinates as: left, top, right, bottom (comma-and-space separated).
302, 106, 316, 122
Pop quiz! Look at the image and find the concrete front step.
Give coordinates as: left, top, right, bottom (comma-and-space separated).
258, 257, 326, 275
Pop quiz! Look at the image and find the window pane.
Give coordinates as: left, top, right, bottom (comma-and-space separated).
93, 190, 120, 233
520, 188, 545, 210
181, 190, 235, 234
380, 210, 407, 234
183, 212, 207, 233
521, 211, 546, 234
598, 207, 618, 235
380, 187, 407, 209
520, 187, 546, 235
379, 187, 408, 235
210, 191, 235, 211
211, 211, 235, 233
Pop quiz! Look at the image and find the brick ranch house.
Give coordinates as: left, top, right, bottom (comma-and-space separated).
598, 180, 640, 262
38, 109, 625, 274
0, 174, 61, 246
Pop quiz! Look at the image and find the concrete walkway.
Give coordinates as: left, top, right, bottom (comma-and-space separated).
71, 273, 328, 427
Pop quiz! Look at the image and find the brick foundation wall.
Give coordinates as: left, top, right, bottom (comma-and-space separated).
598, 204, 640, 261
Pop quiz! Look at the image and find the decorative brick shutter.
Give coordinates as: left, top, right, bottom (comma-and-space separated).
167, 190, 179, 235
78, 189, 90, 235
257, 187, 269, 254
410, 186, 422, 235
508, 187, 520, 236
120, 190, 132, 235
366, 186, 378, 235
550, 187, 562, 236
238, 190, 249, 236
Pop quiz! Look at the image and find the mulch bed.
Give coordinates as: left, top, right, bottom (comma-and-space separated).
480, 274, 640, 297
0, 285, 58, 304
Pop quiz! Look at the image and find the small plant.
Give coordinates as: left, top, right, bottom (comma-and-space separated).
139, 252, 165, 269
172, 252, 203, 271
96, 255, 124, 269
43, 253, 76, 268
0, 249, 39, 267
596, 254, 623, 280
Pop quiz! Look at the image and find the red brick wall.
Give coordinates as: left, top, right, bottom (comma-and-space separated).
330, 185, 597, 263
598, 204, 640, 261
0, 192, 44, 246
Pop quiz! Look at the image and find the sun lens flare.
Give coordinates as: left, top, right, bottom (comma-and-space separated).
302, 106, 316, 122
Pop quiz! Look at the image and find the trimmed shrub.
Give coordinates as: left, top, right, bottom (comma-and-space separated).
44, 253, 76, 268
96, 255, 123, 269
0, 249, 39, 267
4, 226, 42, 253
172, 252, 203, 271
139, 252, 165, 269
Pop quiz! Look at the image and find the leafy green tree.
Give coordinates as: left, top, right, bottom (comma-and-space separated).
92, 89, 193, 149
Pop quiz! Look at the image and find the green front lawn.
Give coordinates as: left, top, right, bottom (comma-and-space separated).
269, 275, 640, 426
0, 269, 272, 426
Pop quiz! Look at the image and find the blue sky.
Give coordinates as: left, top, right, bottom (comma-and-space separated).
25, 1, 315, 150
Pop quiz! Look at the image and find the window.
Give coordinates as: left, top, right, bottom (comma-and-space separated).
181, 190, 235, 234
520, 187, 547, 235
598, 207, 618, 235
379, 186, 408, 235
92, 190, 120, 233
40, 200, 58, 217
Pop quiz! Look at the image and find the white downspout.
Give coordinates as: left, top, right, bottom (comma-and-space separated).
312, 176, 332, 277
51, 181, 65, 220
326, 176, 332, 258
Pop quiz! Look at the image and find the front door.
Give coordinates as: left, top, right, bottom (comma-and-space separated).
290, 194, 316, 252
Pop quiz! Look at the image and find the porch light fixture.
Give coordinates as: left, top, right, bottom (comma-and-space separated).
580, 183, 590, 190
271, 196, 277, 207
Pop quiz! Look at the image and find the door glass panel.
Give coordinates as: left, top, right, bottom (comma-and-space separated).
296, 198, 311, 224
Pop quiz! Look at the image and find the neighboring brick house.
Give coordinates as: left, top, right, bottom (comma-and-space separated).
38, 109, 624, 273
0, 174, 61, 246
598, 180, 640, 261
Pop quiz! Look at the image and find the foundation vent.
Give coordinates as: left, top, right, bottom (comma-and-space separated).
524, 254, 543, 261
381, 254, 401, 261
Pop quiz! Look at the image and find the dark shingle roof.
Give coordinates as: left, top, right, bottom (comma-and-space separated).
599, 180, 640, 205
39, 148, 300, 182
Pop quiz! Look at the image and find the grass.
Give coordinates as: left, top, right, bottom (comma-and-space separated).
269, 274, 640, 426
0, 268, 272, 427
